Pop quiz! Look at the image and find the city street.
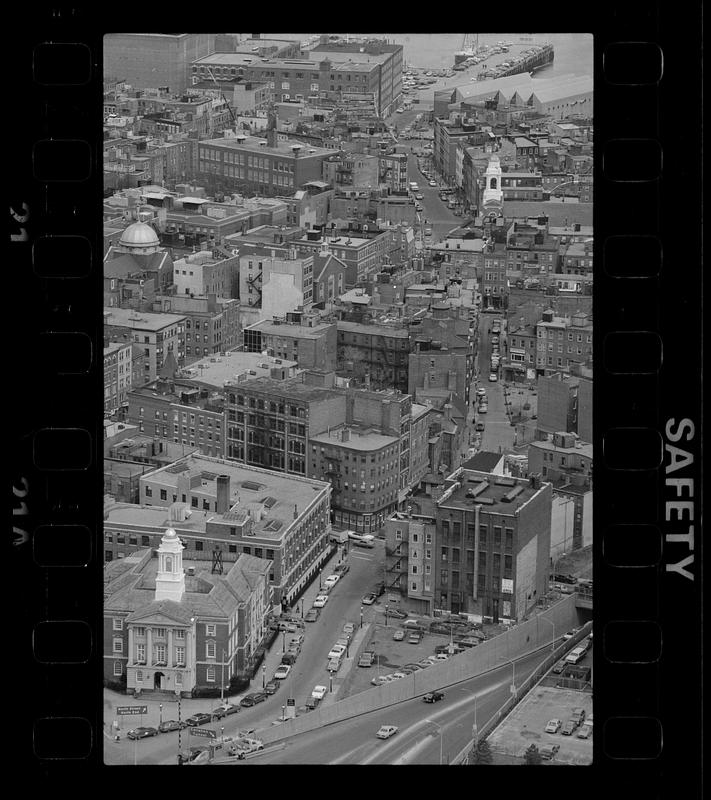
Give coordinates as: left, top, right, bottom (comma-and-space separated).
476, 314, 515, 454
230, 647, 550, 765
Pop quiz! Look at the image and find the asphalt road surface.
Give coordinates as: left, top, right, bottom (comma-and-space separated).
227, 646, 550, 765
476, 315, 515, 454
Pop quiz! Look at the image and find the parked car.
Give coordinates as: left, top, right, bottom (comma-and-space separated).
323, 574, 340, 589
388, 608, 408, 619
305, 696, 320, 711
423, 691, 444, 703
311, 685, 328, 700
264, 681, 280, 695
304, 608, 320, 622
252, 692, 268, 704
545, 718, 562, 734
371, 675, 389, 686
417, 659, 433, 669
328, 644, 347, 660
393, 629, 405, 641
274, 664, 291, 680
334, 563, 350, 576
552, 660, 567, 674
577, 723, 592, 739
358, 650, 375, 667
280, 652, 297, 666
327, 658, 341, 672
475, 421, 485, 432
362, 592, 377, 605
408, 632, 423, 644
571, 707, 587, 726
184, 713, 212, 727
552, 573, 578, 585
488, 373, 498, 382
343, 622, 356, 635
561, 719, 577, 735
476, 387, 487, 397
313, 595, 329, 608
289, 634, 305, 647
539, 744, 560, 760
335, 637, 350, 649
127, 726, 159, 740
478, 403, 488, 413
376, 725, 399, 739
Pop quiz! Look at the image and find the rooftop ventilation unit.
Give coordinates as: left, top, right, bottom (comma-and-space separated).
502, 484, 524, 503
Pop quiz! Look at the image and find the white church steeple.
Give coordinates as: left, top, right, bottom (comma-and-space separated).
482, 153, 503, 212
154, 527, 186, 602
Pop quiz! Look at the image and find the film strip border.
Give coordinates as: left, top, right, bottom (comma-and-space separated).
594, 4, 702, 795
11, 7, 702, 788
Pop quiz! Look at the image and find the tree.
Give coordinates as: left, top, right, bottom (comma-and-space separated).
469, 738, 493, 765
524, 743, 543, 765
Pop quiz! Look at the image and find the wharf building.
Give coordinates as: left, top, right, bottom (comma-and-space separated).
104, 33, 215, 95
223, 377, 430, 534
433, 469, 552, 621
104, 523, 272, 696
104, 453, 333, 608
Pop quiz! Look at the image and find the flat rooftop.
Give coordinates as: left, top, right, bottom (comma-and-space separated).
180, 351, 298, 389
336, 320, 409, 338
311, 425, 399, 452
438, 469, 547, 514
246, 319, 334, 339
104, 307, 186, 331
200, 135, 332, 158
529, 438, 592, 458
231, 376, 343, 403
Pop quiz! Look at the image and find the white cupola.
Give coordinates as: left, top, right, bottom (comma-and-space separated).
154, 527, 186, 602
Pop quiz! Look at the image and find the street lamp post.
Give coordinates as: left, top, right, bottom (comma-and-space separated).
159, 703, 163, 727
540, 615, 556, 651
262, 664, 266, 689
282, 631, 286, 653
319, 569, 322, 590
385, 604, 390, 627
360, 606, 363, 629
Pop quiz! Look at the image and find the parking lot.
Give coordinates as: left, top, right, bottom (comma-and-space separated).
486, 685, 593, 765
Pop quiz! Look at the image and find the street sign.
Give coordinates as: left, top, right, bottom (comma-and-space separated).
190, 727, 217, 739
286, 698, 295, 706
116, 705, 148, 716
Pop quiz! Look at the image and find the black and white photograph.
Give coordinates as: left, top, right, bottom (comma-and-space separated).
100, 32, 596, 766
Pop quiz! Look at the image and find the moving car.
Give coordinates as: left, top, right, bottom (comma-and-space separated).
545, 718, 562, 734
184, 713, 212, 727
215, 703, 240, 717
488, 373, 498, 382
304, 608, 320, 622
562, 627, 580, 640
362, 592, 377, 605
311, 685, 328, 700
274, 664, 291, 679
417, 659, 433, 669
429, 180, 437, 187
312, 595, 329, 608
423, 691, 444, 703
561, 719, 577, 735
393, 629, 405, 641
376, 725, 399, 739
127, 726, 159, 740
264, 681, 280, 695
158, 719, 187, 733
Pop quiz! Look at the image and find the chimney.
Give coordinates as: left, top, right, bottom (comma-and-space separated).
341, 428, 351, 442
216, 474, 231, 514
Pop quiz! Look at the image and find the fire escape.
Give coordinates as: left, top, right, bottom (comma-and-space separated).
384, 541, 408, 593
247, 266, 263, 306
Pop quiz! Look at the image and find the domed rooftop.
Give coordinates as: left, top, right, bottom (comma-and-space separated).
163, 527, 178, 540
119, 221, 160, 248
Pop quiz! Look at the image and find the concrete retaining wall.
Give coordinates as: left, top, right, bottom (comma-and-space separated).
257, 594, 579, 744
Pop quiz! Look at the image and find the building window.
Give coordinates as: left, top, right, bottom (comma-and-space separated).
206, 641, 216, 659
112, 638, 123, 653
206, 624, 216, 637
136, 670, 143, 682
175, 629, 185, 640
206, 666, 216, 682
113, 661, 123, 677
113, 618, 123, 631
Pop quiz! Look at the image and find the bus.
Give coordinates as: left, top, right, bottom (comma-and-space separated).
347, 531, 375, 548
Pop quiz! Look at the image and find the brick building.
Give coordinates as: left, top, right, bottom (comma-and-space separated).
433, 469, 552, 621
243, 316, 337, 372
104, 525, 271, 695
104, 342, 133, 415
336, 320, 410, 393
